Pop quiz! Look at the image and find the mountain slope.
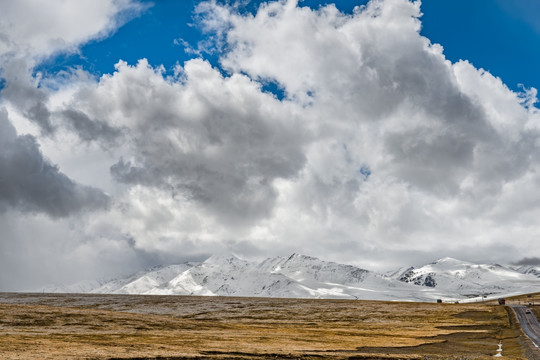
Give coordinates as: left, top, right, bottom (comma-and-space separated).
99, 263, 199, 294
148, 255, 314, 298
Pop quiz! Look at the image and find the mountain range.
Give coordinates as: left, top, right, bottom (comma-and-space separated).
35, 254, 540, 302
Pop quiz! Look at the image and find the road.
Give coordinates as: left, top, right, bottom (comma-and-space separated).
511, 305, 540, 348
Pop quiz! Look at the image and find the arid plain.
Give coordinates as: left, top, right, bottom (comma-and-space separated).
0, 292, 538, 360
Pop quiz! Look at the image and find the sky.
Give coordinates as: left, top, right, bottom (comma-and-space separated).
1, 0, 540, 291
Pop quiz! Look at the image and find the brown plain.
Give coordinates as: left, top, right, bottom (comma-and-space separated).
0, 293, 534, 360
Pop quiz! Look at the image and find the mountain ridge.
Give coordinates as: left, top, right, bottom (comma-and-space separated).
34, 254, 540, 302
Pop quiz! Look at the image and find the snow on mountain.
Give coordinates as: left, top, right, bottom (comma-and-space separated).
392, 257, 540, 298
32, 254, 540, 302
106, 263, 198, 294
148, 254, 315, 298
254, 253, 437, 301
514, 265, 540, 278
146, 253, 442, 301
259, 253, 370, 284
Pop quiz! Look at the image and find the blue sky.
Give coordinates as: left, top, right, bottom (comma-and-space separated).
36, 0, 540, 93
422, 0, 540, 92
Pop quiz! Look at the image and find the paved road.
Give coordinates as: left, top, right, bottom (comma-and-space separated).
511, 305, 540, 348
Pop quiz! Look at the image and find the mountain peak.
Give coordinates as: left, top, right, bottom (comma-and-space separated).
432, 257, 462, 264
286, 253, 316, 261
427, 257, 477, 272
430, 257, 475, 267
203, 254, 246, 266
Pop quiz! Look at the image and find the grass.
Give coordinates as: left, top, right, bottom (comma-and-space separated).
0, 293, 532, 359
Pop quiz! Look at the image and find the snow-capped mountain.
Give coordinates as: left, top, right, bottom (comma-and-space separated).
147, 254, 314, 298
391, 257, 540, 298
35, 254, 540, 302
142, 253, 438, 300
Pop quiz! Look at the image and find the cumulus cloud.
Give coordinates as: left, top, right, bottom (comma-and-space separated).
65, 58, 307, 224
0, 0, 146, 135
0, 0, 145, 60
48, 0, 540, 266
118, 0, 539, 265
209, 0, 537, 198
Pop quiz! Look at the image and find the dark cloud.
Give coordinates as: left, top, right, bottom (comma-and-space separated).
512, 257, 540, 266
61, 109, 123, 144
0, 58, 55, 135
0, 108, 110, 217
1, 58, 123, 143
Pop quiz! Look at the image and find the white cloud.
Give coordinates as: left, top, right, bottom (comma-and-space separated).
0, 0, 147, 135
0, 0, 145, 60
119, 0, 538, 267
65, 58, 308, 225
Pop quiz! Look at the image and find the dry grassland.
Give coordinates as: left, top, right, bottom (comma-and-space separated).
503, 292, 540, 307
0, 293, 530, 360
